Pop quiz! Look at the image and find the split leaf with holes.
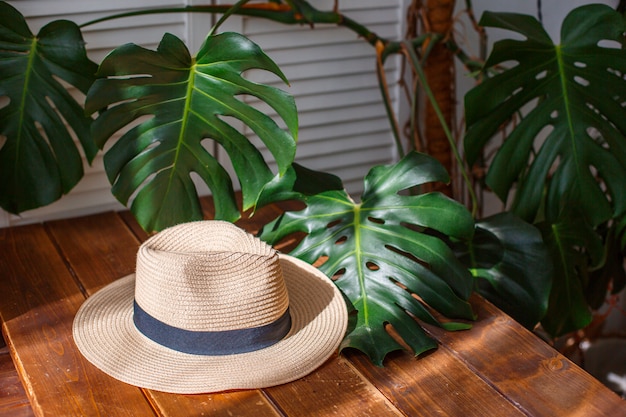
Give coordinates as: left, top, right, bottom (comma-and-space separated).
260, 152, 476, 365
85, 31, 297, 232
0, 1, 98, 214
464, 4, 626, 227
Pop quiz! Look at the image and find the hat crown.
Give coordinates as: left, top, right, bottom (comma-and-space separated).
134, 221, 289, 332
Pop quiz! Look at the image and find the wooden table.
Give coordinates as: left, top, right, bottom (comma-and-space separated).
1, 197, 625, 416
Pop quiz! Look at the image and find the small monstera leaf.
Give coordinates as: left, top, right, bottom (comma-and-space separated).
0, 1, 98, 213
465, 4, 626, 226
85, 31, 297, 232
454, 212, 552, 329
260, 152, 476, 365
537, 209, 604, 337
254, 162, 344, 210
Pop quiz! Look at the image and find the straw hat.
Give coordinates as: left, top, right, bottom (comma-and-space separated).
72, 220, 348, 394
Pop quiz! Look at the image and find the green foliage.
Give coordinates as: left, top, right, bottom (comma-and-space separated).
465, 4, 626, 227
0, 1, 98, 214
536, 209, 605, 336
464, 4, 626, 338
85, 32, 297, 232
260, 152, 476, 365
585, 219, 626, 310
454, 212, 552, 329
254, 162, 345, 209
1, 0, 622, 360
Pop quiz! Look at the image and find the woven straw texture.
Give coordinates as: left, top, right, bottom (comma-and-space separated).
73, 221, 348, 394
135, 221, 288, 331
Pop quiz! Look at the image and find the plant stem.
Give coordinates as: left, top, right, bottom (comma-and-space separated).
375, 41, 405, 159
402, 40, 478, 216
208, 0, 252, 37
81, 1, 384, 49
463, 0, 488, 60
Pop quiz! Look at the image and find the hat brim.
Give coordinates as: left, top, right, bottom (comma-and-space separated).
72, 254, 348, 394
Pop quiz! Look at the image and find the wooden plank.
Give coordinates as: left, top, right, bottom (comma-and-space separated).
0, 224, 154, 416
147, 391, 281, 417
0, 343, 34, 417
45, 212, 138, 296
14, 207, 612, 416
346, 349, 525, 416
46, 212, 286, 417
117, 210, 150, 242
265, 356, 402, 417
426, 295, 626, 417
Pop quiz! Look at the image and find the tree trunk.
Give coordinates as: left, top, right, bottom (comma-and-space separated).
422, 0, 456, 195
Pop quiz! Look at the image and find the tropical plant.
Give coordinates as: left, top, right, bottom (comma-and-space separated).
0, 0, 486, 364
0, 1, 297, 231
0, 4, 98, 213
464, 4, 626, 337
85, 31, 297, 231
1, 0, 624, 365
260, 152, 476, 365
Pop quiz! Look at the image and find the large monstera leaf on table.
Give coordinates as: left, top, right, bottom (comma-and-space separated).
0, 1, 98, 214
465, 4, 626, 226
85, 31, 297, 232
260, 152, 476, 365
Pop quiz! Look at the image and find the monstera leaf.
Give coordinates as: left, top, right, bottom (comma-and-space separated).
254, 162, 344, 209
0, 1, 98, 213
465, 4, 626, 227
537, 208, 604, 337
260, 152, 476, 365
85, 31, 297, 232
454, 212, 552, 329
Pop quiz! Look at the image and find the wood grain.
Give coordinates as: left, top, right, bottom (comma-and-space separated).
46, 212, 138, 296
2, 208, 625, 416
347, 348, 526, 416
266, 356, 402, 416
0, 342, 33, 417
0, 224, 154, 416
147, 390, 282, 417
425, 295, 626, 417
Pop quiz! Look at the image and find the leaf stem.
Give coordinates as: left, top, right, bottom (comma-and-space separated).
353, 203, 369, 325
375, 41, 405, 158
208, 0, 251, 37
402, 40, 478, 217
